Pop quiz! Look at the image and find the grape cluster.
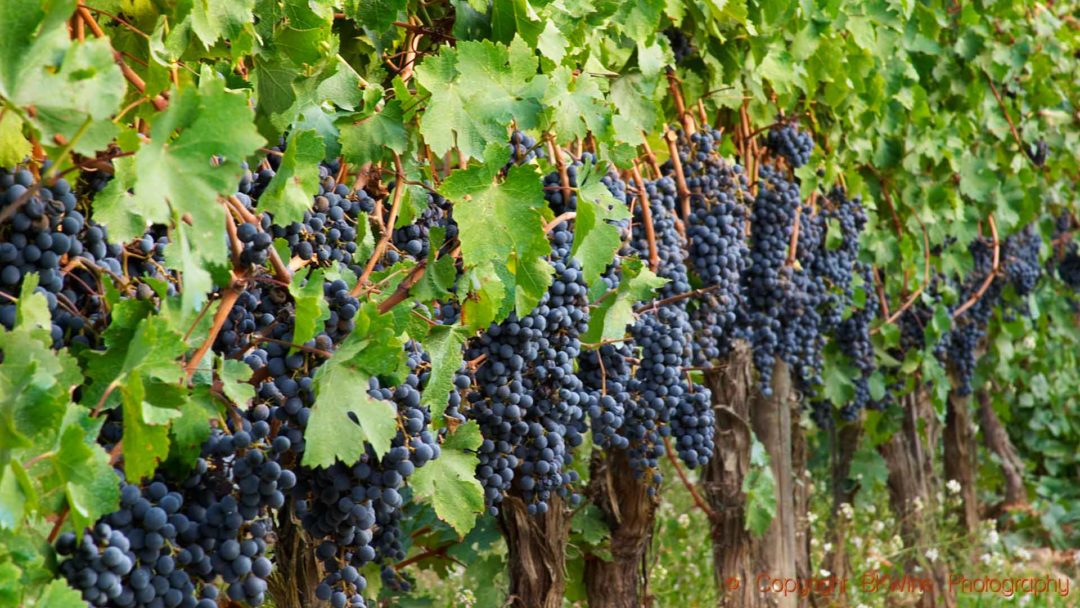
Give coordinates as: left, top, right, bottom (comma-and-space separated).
663, 27, 694, 63
765, 122, 814, 168
741, 164, 800, 392
391, 190, 456, 262
666, 129, 750, 363
466, 175, 595, 515
505, 130, 545, 170
267, 165, 369, 268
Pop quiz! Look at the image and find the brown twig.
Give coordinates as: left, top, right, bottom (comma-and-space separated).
543, 211, 576, 233
631, 163, 660, 272
352, 154, 407, 297
634, 284, 722, 313
881, 214, 933, 325
786, 204, 802, 266
184, 284, 242, 380
48, 507, 69, 543
663, 127, 691, 221
872, 266, 891, 320
662, 436, 717, 521
952, 214, 999, 319
666, 70, 696, 136
548, 133, 572, 206
640, 132, 662, 178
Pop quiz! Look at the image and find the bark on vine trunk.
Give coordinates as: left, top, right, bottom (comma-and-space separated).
878, 388, 952, 608
943, 386, 979, 533
749, 361, 798, 608
977, 389, 1027, 513
820, 419, 864, 607
584, 449, 658, 608
703, 348, 800, 608
702, 343, 756, 608
500, 494, 570, 608
791, 402, 810, 608
267, 498, 323, 608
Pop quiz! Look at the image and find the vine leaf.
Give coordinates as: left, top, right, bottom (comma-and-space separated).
0, 0, 125, 155
289, 268, 331, 348
582, 259, 665, 342
190, 0, 257, 47
415, 38, 544, 160
571, 163, 630, 287
303, 305, 404, 468
541, 68, 609, 145
420, 325, 467, 423
260, 129, 326, 226
339, 99, 408, 167
55, 414, 119, 533
343, 0, 407, 31
35, 579, 85, 608
411, 421, 484, 535
440, 145, 552, 316
133, 69, 264, 313
0, 112, 30, 168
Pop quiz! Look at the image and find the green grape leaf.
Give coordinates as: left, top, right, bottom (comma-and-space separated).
420, 325, 467, 423
460, 263, 506, 332
343, 0, 407, 31
259, 129, 325, 226
191, 0, 256, 47
339, 100, 408, 167
93, 156, 159, 244
36, 579, 85, 608
0, 462, 32, 530
168, 386, 224, 468
410, 421, 484, 535
416, 38, 544, 160
440, 147, 553, 316
121, 373, 178, 482
219, 358, 255, 407
0, 112, 30, 167
133, 69, 264, 313
582, 259, 666, 343
289, 268, 331, 349
0, 1, 125, 154
570, 504, 610, 547
302, 368, 397, 469
542, 68, 610, 145
55, 415, 119, 533
571, 165, 630, 287
303, 304, 404, 467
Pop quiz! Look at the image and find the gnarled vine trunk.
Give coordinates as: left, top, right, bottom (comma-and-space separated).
976, 389, 1027, 513
702, 345, 801, 608
500, 494, 570, 608
879, 388, 952, 608
750, 361, 799, 608
702, 343, 756, 608
267, 498, 323, 608
819, 419, 864, 607
584, 449, 658, 608
943, 385, 978, 534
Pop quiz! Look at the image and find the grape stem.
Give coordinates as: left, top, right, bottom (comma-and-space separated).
877, 215, 932, 329
662, 435, 717, 521
543, 212, 576, 233
634, 284, 723, 313
630, 163, 660, 272
666, 70, 696, 137
639, 131, 662, 179
184, 282, 242, 380
547, 133, 573, 206
352, 154, 406, 297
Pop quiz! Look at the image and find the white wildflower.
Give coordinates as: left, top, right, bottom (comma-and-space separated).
925, 548, 939, 562
946, 479, 962, 494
